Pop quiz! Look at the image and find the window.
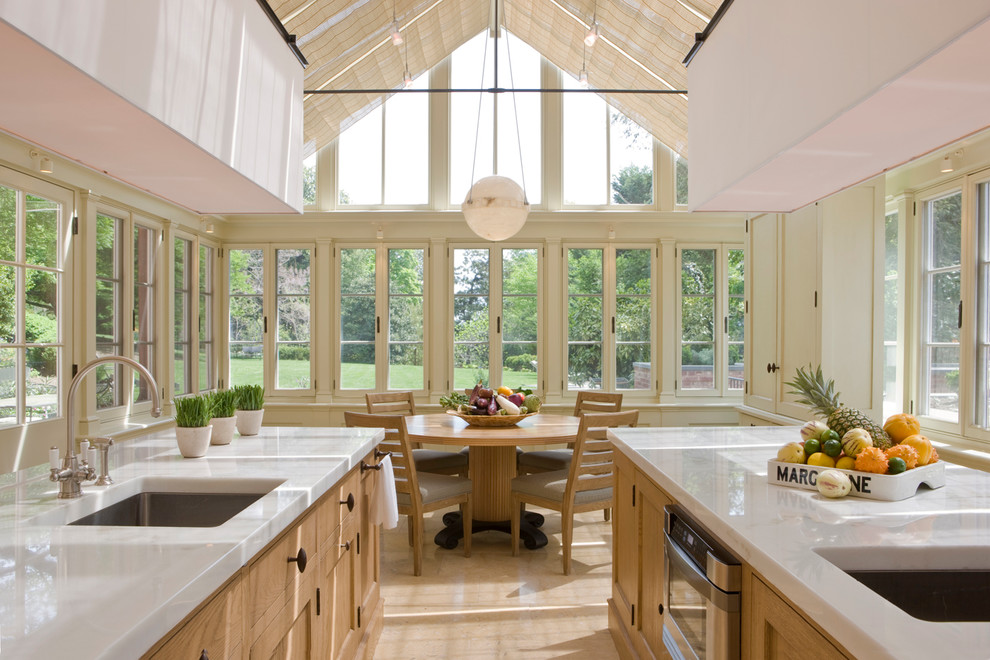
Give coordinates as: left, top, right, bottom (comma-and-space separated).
976, 182, 990, 430
275, 248, 312, 390
563, 76, 654, 206
302, 152, 317, 207
338, 246, 427, 391
678, 245, 744, 395
450, 31, 542, 206
95, 212, 123, 409
0, 178, 65, 427
883, 209, 900, 418
174, 238, 192, 395
566, 247, 653, 391
228, 249, 264, 387
199, 245, 215, 392
920, 191, 962, 423
453, 247, 539, 390
675, 154, 689, 207
133, 225, 156, 403
338, 76, 428, 206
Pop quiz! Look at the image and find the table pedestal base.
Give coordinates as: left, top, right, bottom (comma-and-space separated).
434, 510, 547, 550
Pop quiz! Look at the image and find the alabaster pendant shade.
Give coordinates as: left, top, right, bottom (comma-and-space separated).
462, 175, 531, 241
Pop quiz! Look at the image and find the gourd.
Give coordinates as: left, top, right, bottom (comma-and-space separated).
840, 428, 872, 458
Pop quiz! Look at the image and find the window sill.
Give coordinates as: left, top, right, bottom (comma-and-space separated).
87, 415, 175, 442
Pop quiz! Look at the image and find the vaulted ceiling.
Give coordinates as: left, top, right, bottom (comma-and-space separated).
270, 0, 716, 158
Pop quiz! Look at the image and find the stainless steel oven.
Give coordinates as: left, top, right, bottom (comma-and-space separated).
663, 505, 741, 660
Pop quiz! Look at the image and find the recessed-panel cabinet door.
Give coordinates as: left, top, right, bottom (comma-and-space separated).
638, 476, 673, 656
747, 214, 779, 413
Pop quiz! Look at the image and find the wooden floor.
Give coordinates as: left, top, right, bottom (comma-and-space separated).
375, 508, 620, 659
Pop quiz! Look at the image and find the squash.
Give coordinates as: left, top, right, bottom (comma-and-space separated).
840, 428, 872, 458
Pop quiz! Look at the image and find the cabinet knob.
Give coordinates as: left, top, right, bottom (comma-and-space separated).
767, 362, 779, 374
658, 603, 664, 615
340, 540, 351, 551
340, 492, 355, 512
287, 547, 308, 574
200, 651, 209, 660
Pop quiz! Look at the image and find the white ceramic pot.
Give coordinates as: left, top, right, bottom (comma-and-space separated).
210, 416, 237, 445
175, 426, 212, 458
235, 408, 265, 436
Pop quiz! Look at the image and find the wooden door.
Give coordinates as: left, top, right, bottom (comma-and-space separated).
148, 576, 244, 660
749, 576, 847, 660
746, 213, 779, 413
319, 517, 359, 659
250, 572, 318, 660
638, 476, 673, 657
356, 460, 380, 620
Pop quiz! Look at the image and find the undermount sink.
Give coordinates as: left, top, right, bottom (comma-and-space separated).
814, 546, 990, 622
32, 476, 285, 528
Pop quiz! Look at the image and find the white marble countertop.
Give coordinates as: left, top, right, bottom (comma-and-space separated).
610, 426, 990, 660
0, 426, 381, 660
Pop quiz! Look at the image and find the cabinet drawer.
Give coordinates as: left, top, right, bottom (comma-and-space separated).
149, 575, 244, 660
316, 464, 361, 554
247, 509, 318, 634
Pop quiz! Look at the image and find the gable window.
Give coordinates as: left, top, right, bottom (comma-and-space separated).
920, 190, 962, 424
0, 176, 66, 427
677, 245, 744, 395
338, 246, 426, 391
337, 76, 429, 206
563, 75, 654, 207
449, 31, 542, 206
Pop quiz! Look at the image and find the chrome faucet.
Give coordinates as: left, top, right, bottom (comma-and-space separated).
50, 356, 162, 499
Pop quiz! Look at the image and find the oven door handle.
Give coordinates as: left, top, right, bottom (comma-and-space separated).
664, 532, 723, 601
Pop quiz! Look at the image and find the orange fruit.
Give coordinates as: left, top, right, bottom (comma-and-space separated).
900, 434, 933, 466
884, 413, 921, 443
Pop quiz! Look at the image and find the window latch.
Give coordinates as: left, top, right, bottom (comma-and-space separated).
724, 316, 728, 334
611, 317, 616, 334
263, 316, 267, 333
958, 301, 963, 329
376, 316, 381, 334
497, 316, 501, 334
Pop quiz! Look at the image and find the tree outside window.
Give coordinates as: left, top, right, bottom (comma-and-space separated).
275, 249, 311, 390
228, 249, 264, 387
174, 238, 191, 395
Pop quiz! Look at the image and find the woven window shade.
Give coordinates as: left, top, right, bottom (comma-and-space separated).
271, 0, 715, 157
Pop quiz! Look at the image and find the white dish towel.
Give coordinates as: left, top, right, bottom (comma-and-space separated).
372, 454, 399, 529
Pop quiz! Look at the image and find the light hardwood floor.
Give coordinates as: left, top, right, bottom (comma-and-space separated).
375, 508, 620, 659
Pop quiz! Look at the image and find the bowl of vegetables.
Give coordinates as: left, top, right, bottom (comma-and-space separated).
441, 384, 542, 427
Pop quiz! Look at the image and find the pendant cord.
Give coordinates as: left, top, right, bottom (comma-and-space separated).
503, 27, 528, 205
466, 25, 490, 204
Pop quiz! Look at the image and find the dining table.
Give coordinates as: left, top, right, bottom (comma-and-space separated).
405, 412, 580, 550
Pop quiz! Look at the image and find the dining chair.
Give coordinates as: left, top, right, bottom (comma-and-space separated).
517, 391, 625, 475
510, 409, 639, 575
344, 411, 472, 576
365, 391, 469, 476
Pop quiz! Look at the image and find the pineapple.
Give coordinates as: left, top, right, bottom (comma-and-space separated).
786, 365, 892, 450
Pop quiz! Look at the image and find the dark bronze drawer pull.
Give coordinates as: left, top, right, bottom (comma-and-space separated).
361, 461, 383, 473
374, 449, 391, 460
287, 547, 308, 573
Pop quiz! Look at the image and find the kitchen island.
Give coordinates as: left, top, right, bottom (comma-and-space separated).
608, 426, 990, 660
0, 426, 384, 659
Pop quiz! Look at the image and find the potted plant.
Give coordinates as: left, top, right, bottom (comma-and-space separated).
173, 394, 212, 458
207, 389, 238, 445
234, 384, 265, 436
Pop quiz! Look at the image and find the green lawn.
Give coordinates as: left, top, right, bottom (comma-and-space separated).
229, 357, 536, 391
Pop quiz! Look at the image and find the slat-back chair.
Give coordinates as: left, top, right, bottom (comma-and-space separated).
510, 409, 639, 575
365, 391, 468, 476
518, 391, 625, 474
344, 411, 472, 576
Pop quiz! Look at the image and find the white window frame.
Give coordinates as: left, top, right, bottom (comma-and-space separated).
92, 203, 162, 425
563, 244, 657, 396
449, 244, 543, 392
173, 234, 194, 397
198, 241, 218, 394
0, 166, 72, 467
675, 243, 745, 398
966, 171, 990, 442
334, 243, 430, 395
917, 183, 965, 436
273, 245, 315, 393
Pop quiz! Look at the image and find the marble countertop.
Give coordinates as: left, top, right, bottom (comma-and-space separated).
0, 426, 381, 660
610, 426, 990, 660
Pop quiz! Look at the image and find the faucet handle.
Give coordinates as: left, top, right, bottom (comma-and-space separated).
95, 438, 114, 487
49, 446, 60, 470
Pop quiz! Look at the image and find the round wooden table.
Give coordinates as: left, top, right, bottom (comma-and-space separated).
405, 412, 580, 549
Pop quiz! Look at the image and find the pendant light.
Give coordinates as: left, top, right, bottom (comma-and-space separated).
462, 3, 530, 242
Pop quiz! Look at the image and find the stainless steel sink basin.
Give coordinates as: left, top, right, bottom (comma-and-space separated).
69, 491, 268, 527
30, 476, 285, 528
815, 546, 990, 622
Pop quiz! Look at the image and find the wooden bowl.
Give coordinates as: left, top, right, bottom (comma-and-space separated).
446, 410, 538, 427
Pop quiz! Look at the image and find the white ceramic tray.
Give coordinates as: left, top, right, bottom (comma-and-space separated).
766, 459, 945, 501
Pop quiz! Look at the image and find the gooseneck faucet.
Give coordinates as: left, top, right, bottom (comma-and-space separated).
50, 356, 162, 499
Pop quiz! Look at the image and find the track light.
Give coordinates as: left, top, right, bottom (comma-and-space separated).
30, 150, 54, 174
940, 150, 963, 173
578, 66, 589, 87
584, 22, 599, 47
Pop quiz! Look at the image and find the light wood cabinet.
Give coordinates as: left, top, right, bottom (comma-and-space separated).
147, 574, 244, 660
744, 180, 883, 423
746, 574, 849, 660
609, 452, 673, 660
143, 453, 382, 660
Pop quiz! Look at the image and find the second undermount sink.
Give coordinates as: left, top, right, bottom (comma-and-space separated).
34, 476, 286, 528
814, 546, 990, 622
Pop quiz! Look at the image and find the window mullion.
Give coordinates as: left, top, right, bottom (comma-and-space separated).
491, 249, 503, 388
604, 247, 617, 390
377, 245, 388, 390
